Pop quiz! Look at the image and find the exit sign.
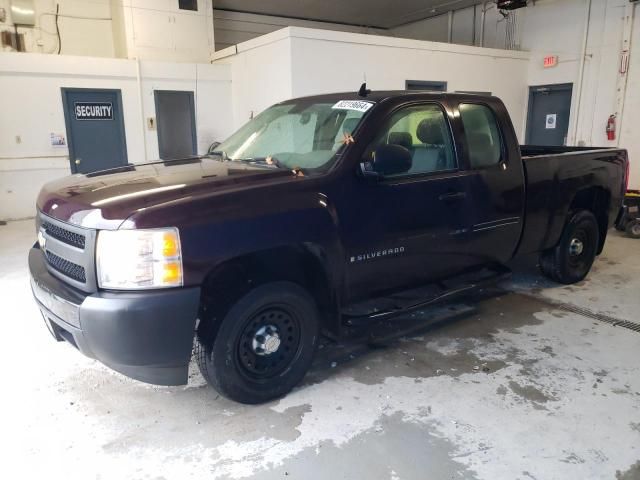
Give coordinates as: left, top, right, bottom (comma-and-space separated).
543, 55, 558, 68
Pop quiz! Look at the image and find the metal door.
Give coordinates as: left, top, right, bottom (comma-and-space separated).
154, 90, 197, 160
525, 83, 573, 145
61, 88, 128, 174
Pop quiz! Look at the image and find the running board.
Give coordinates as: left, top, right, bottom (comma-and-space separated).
342, 265, 511, 327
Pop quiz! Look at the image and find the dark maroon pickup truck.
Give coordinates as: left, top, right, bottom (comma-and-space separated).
29, 90, 628, 403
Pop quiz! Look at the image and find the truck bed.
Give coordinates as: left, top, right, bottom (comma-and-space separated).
521, 144, 613, 158
516, 145, 628, 256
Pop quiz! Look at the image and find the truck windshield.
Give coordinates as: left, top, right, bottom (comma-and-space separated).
211, 100, 371, 172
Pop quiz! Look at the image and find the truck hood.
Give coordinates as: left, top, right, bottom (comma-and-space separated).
37, 158, 295, 229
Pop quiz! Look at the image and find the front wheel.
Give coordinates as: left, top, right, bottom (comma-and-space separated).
539, 210, 599, 284
195, 281, 319, 404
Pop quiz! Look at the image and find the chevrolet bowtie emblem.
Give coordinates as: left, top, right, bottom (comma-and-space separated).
38, 229, 47, 250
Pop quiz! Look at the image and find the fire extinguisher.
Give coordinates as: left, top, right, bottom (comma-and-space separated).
606, 114, 616, 141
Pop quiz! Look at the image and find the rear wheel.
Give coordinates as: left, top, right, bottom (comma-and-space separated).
625, 219, 640, 239
539, 210, 599, 284
195, 281, 319, 404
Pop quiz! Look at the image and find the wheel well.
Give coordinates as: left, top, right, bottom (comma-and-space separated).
569, 187, 610, 253
197, 245, 338, 342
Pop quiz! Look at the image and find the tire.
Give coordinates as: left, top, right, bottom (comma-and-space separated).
194, 281, 319, 404
625, 219, 640, 239
539, 210, 599, 284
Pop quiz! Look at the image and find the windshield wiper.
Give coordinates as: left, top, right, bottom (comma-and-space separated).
233, 157, 284, 169
207, 150, 229, 161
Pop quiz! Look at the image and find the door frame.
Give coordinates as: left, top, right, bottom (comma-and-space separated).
154, 89, 197, 159
61, 87, 128, 174
525, 82, 573, 144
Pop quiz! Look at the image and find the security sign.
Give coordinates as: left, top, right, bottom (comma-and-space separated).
74, 102, 113, 120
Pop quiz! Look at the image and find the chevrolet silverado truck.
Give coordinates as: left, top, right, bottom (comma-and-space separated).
29, 90, 628, 404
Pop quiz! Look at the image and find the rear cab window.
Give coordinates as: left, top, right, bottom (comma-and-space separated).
459, 103, 503, 169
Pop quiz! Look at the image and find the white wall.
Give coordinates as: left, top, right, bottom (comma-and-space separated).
0, 0, 115, 56
112, 0, 215, 62
214, 27, 530, 139
619, 5, 640, 186
0, 52, 233, 220
213, 9, 386, 51
214, 30, 294, 128
0, 0, 215, 62
397, 0, 639, 186
391, 15, 449, 43
521, 0, 639, 186
389, 3, 512, 50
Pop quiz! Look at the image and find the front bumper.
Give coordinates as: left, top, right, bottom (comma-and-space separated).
29, 246, 201, 386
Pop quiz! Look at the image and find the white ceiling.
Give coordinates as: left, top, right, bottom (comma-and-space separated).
212, 0, 485, 29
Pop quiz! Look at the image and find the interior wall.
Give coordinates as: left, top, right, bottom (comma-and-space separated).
213, 9, 386, 51
390, 15, 448, 43
214, 30, 294, 129
112, 0, 215, 62
402, 0, 638, 187
0, 52, 233, 220
389, 3, 512, 50
619, 7, 640, 187
521, 0, 639, 186
0, 0, 115, 56
287, 28, 529, 140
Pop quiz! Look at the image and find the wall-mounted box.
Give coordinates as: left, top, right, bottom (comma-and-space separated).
10, 0, 36, 26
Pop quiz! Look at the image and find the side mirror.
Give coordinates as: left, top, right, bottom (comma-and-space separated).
369, 144, 412, 176
359, 160, 380, 180
207, 141, 221, 155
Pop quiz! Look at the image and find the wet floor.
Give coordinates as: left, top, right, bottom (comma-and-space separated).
1, 220, 639, 480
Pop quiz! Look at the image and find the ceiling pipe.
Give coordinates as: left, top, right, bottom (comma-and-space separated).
472, 3, 477, 45
135, 58, 148, 162
479, 2, 489, 47
571, 0, 592, 146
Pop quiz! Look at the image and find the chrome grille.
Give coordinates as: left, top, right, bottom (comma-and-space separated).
45, 251, 87, 283
42, 221, 85, 249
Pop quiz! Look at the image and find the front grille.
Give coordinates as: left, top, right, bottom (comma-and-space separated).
43, 221, 85, 249
45, 251, 86, 283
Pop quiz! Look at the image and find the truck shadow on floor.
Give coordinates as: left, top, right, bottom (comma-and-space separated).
301, 287, 549, 388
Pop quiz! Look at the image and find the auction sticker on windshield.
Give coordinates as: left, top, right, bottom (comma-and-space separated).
332, 100, 374, 112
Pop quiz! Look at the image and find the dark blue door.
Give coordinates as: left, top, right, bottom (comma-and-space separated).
61, 88, 128, 174
525, 83, 573, 146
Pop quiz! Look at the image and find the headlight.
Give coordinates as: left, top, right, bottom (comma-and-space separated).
96, 228, 183, 290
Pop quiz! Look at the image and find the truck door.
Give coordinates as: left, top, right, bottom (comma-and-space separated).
343, 102, 477, 300
455, 102, 525, 265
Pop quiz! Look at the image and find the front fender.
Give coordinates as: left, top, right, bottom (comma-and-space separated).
179, 191, 344, 288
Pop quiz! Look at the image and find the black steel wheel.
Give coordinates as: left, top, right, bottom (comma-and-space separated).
539, 210, 599, 284
195, 281, 319, 404
237, 306, 302, 380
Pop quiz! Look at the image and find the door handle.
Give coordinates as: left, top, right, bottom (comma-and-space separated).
438, 191, 466, 202
75, 158, 81, 165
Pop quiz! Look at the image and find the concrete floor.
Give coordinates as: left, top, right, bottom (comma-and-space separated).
1, 219, 639, 480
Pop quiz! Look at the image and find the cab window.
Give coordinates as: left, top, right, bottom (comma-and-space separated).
367, 104, 456, 177
459, 103, 503, 168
